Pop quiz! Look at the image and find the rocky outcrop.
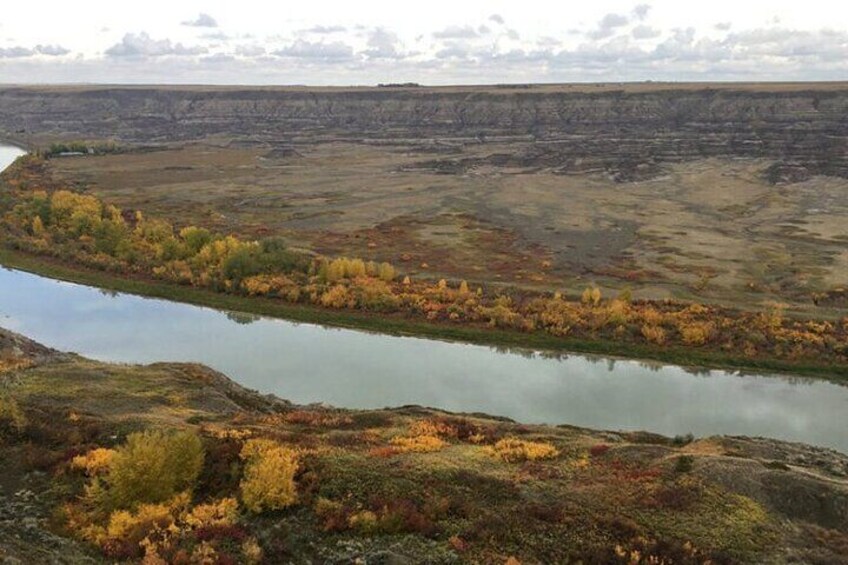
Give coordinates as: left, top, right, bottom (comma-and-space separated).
1, 84, 847, 177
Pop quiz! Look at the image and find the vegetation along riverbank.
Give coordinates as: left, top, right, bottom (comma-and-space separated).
1, 153, 847, 379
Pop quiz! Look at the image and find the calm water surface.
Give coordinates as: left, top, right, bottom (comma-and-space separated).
1, 143, 846, 453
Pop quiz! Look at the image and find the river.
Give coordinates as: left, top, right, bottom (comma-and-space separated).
1, 143, 846, 453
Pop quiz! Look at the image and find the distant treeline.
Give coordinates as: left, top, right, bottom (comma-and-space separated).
377, 83, 422, 88
40, 142, 124, 158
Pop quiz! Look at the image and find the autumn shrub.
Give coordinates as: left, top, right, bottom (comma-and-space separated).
581, 286, 602, 306
242, 273, 301, 301
104, 496, 183, 547
314, 496, 439, 536
476, 296, 525, 329
679, 321, 716, 346
368, 446, 401, 458
180, 226, 213, 254
273, 409, 354, 428
641, 324, 667, 345
314, 497, 351, 532
377, 262, 396, 282
609, 535, 706, 564
487, 438, 559, 463
589, 444, 610, 457
639, 307, 665, 327
50, 190, 102, 237
0, 393, 27, 439
239, 439, 299, 513
532, 297, 581, 336
152, 259, 194, 284
106, 429, 204, 509
320, 284, 355, 308
352, 277, 401, 311
323, 257, 370, 282
371, 498, 438, 536
71, 447, 116, 476
390, 434, 447, 453
184, 497, 239, 529
81, 491, 252, 563
408, 418, 457, 438
603, 299, 631, 326
348, 510, 380, 533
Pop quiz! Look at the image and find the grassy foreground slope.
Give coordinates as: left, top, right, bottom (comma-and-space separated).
1, 328, 847, 564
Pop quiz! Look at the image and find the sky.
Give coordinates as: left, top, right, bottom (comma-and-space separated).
0, 0, 846, 85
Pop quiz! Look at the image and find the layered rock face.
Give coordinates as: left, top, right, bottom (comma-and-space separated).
1, 84, 847, 177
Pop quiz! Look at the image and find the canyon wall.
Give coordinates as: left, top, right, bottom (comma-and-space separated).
1, 84, 846, 177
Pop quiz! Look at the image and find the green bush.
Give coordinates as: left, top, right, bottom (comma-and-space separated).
673, 455, 695, 474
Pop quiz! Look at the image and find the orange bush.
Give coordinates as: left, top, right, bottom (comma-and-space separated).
389, 434, 446, 453
487, 438, 559, 463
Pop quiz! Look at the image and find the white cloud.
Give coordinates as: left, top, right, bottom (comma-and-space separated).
632, 25, 661, 39
1, 1, 847, 84
273, 39, 354, 61
633, 4, 652, 21
433, 26, 479, 39
201, 31, 230, 42
0, 46, 37, 58
305, 25, 347, 34
0, 44, 70, 58
364, 27, 403, 59
235, 44, 265, 57
588, 13, 630, 40
182, 13, 218, 28
105, 32, 207, 57
35, 44, 71, 56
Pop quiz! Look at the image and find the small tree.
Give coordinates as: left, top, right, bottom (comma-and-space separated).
31, 216, 46, 238
378, 262, 396, 282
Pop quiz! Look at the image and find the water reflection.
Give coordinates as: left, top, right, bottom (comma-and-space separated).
0, 266, 846, 454
226, 311, 262, 325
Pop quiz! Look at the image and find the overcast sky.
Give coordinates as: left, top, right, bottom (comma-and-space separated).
1, 0, 846, 84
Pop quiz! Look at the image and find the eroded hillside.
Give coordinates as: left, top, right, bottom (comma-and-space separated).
1, 84, 847, 177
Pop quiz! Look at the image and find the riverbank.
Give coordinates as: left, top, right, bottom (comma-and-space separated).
2, 149, 847, 382
1, 326, 847, 563
2, 246, 846, 382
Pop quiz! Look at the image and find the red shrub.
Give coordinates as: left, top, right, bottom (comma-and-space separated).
590, 444, 611, 457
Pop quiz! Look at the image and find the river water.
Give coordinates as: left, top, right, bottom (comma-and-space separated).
1, 143, 846, 453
